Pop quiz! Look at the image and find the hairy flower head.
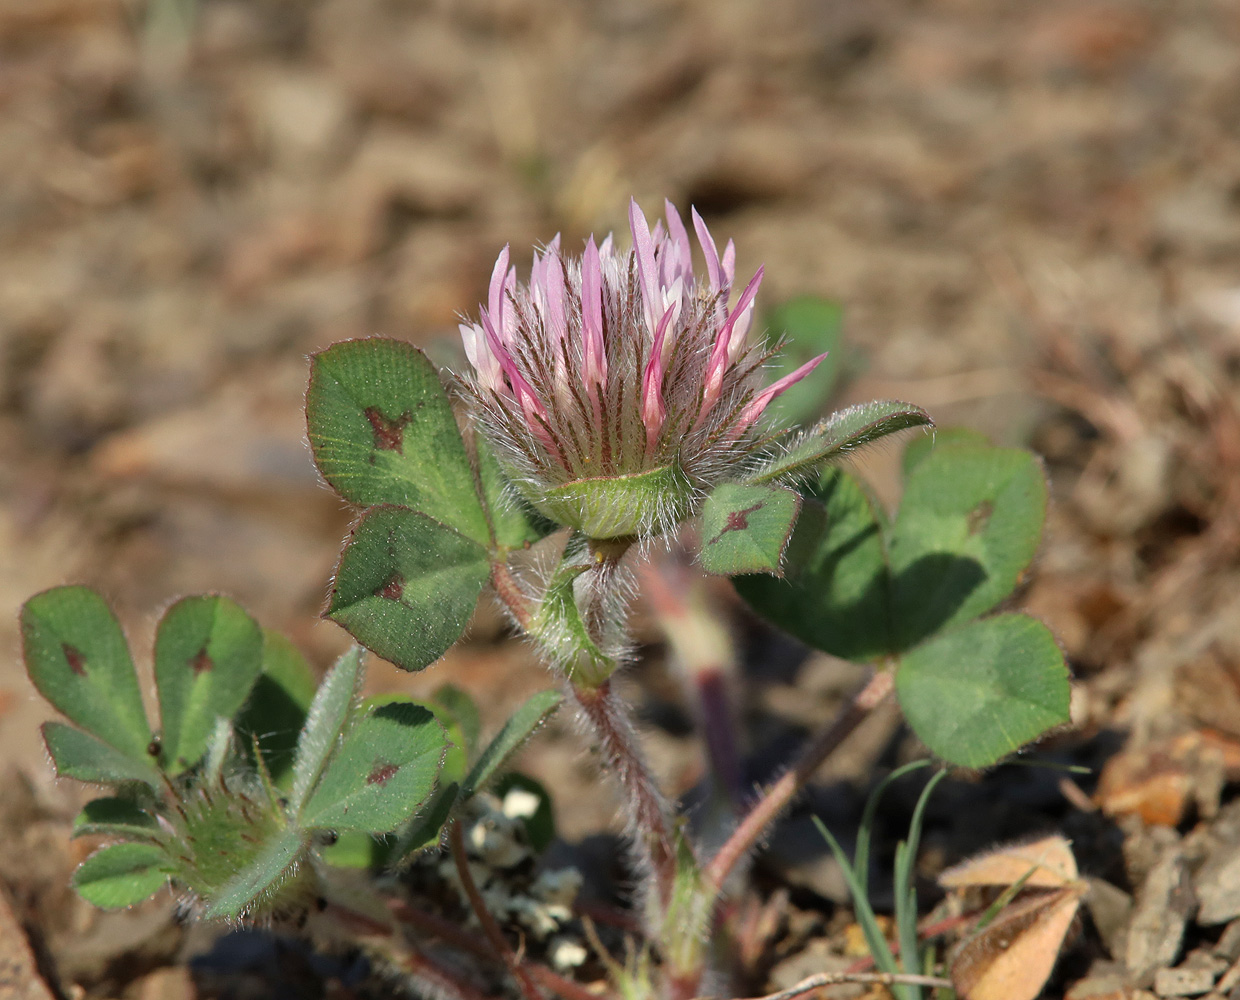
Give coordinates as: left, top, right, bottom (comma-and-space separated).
457, 199, 825, 539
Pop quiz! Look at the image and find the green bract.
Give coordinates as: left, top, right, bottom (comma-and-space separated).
533, 463, 696, 540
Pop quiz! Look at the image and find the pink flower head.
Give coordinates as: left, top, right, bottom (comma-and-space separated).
457, 199, 826, 539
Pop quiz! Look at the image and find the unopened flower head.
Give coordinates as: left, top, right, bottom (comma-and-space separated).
457, 199, 825, 540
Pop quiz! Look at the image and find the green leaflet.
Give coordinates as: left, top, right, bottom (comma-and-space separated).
42, 722, 161, 787
739, 436, 1068, 767
73, 843, 170, 909
746, 400, 932, 486
288, 646, 364, 816
697, 484, 801, 577
895, 615, 1069, 768
306, 338, 489, 545
299, 699, 448, 833
327, 506, 491, 673
22, 586, 152, 763
155, 596, 264, 775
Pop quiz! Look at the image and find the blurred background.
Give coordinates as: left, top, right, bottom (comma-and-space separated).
4, 0, 1240, 995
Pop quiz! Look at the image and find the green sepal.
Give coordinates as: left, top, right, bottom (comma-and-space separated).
533, 462, 694, 539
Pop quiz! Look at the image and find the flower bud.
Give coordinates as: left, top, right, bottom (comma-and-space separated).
457, 199, 825, 540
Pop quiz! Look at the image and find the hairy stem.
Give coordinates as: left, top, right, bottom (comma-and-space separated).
492, 560, 536, 630
704, 669, 894, 893
572, 679, 680, 905
324, 901, 489, 1000
389, 900, 604, 1000
448, 820, 547, 1000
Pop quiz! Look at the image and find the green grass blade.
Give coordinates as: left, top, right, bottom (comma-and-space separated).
855, 759, 932, 891
812, 816, 901, 978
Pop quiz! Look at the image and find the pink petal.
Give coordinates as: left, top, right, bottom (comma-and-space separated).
663, 199, 693, 285
460, 321, 502, 392
488, 245, 511, 344
629, 198, 660, 333
481, 311, 545, 424
704, 266, 764, 389
581, 237, 608, 390
721, 239, 736, 288
541, 240, 567, 347
691, 207, 723, 292
734, 353, 828, 435
641, 304, 677, 451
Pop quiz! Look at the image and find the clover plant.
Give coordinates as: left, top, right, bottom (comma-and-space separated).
22, 198, 1069, 1000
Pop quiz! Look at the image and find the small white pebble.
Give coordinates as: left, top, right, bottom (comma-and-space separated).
549, 936, 589, 971
502, 787, 542, 820
530, 867, 583, 906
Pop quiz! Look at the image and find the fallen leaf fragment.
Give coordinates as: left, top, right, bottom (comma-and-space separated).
940, 835, 1087, 1000
940, 834, 1080, 891
1095, 730, 1231, 827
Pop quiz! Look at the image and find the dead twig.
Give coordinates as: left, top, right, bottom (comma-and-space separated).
708, 970, 953, 1000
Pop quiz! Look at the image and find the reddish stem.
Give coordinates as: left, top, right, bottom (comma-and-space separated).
397, 945, 494, 1000
572, 679, 680, 905
492, 560, 535, 629
704, 669, 894, 893
389, 899, 607, 1000
449, 820, 547, 1000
